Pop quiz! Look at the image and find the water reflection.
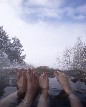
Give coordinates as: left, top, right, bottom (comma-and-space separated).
0, 78, 5, 97
49, 78, 86, 107
0, 78, 86, 106
0, 77, 16, 99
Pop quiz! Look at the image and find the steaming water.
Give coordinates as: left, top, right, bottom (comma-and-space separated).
0, 78, 86, 107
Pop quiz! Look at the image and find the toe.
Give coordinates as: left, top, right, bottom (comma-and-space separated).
54, 71, 59, 77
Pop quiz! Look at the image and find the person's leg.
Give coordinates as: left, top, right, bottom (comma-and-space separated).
0, 69, 27, 107
37, 72, 49, 107
0, 91, 18, 107
54, 71, 83, 107
17, 69, 39, 107
17, 69, 27, 99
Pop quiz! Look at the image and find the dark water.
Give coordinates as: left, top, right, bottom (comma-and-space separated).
49, 78, 86, 107
0, 78, 86, 107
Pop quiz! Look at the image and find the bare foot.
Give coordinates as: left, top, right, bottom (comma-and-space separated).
39, 72, 49, 98
25, 69, 39, 101
17, 69, 27, 98
54, 71, 72, 95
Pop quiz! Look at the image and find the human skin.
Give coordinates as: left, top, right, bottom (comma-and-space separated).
54, 71, 83, 107
17, 69, 39, 107
0, 68, 27, 107
0, 69, 83, 107
17, 69, 27, 98
37, 72, 49, 107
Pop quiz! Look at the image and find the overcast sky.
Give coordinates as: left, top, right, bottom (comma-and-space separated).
0, 0, 86, 68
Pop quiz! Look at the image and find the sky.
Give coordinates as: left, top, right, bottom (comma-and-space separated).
0, 0, 86, 68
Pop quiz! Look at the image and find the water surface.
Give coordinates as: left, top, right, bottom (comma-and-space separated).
0, 78, 86, 107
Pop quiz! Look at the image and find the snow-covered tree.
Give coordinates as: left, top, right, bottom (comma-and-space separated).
56, 37, 86, 70
0, 26, 26, 67
0, 50, 10, 68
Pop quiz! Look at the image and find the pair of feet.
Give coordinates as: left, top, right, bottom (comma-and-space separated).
17, 69, 72, 102
17, 69, 49, 102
